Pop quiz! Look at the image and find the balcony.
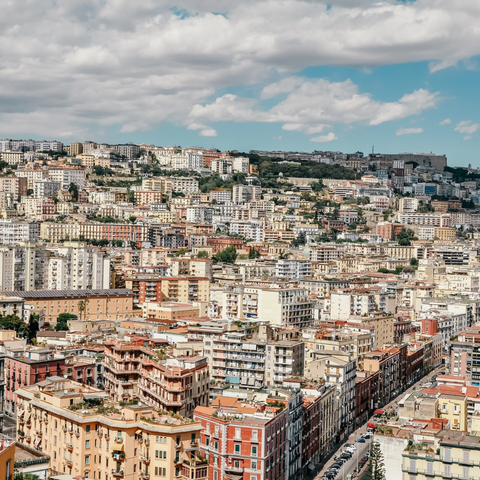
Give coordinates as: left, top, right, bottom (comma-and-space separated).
111, 470, 124, 477
67, 444, 73, 452
226, 465, 244, 473
141, 455, 151, 465
140, 472, 150, 479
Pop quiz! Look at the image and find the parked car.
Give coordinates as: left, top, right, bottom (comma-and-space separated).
357, 438, 366, 443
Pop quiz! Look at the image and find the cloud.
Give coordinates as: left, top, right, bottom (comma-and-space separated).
464, 136, 472, 141
454, 120, 480, 134
191, 78, 439, 136
187, 122, 217, 137
440, 118, 451, 126
396, 127, 424, 136
199, 128, 218, 137
310, 132, 338, 143
0, 0, 477, 138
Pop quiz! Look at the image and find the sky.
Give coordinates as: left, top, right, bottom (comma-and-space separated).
1, 0, 480, 166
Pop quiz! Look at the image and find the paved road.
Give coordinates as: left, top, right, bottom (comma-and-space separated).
314, 364, 446, 480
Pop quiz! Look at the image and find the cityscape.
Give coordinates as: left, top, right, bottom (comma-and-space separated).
2, 1, 480, 480
0, 142, 478, 480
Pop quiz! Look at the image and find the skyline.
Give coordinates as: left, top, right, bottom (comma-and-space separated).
1, 0, 480, 166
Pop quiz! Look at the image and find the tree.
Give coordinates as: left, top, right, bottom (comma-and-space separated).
197, 250, 209, 259
291, 231, 307, 248
213, 246, 237, 264
56, 313, 77, 331
68, 182, 79, 201
128, 216, 137, 224
77, 301, 86, 321
397, 228, 416, 246
249, 248, 261, 259
366, 442, 386, 480
410, 257, 418, 266
0, 314, 29, 338
28, 314, 40, 343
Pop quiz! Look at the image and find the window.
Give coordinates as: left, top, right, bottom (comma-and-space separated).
251, 446, 257, 457
234, 444, 241, 454
86, 456, 90, 465
252, 430, 258, 441
213, 471, 218, 480
86, 425, 91, 432
251, 461, 257, 470
235, 428, 241, 440
86, 440, 90, 449
214, 441, 219, 451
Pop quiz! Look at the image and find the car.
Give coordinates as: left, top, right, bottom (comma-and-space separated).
340, 454, 350, 461
325, 473, 336, 479
345, 446, 356, 453
357, 438, 366, 443
331, 463, 341, 469
363, 433, 372, 439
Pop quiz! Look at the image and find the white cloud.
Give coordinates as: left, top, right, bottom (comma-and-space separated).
310, 132, 338, 143
464, 136, 472, 141
455, 120, 480, 134
440, 118, 452, 125
191, 78, 438, 136
396, 127, 424, 136
199, 128, 218, 137
0, 0, 477, 137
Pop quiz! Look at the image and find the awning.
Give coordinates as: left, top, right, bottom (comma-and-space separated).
367, 422, 376, 429
135, 429, 142, 434
374, 409, 385, 415
34, 438, 42, 446
111, 442, 124, 452
24, 412, 31, 421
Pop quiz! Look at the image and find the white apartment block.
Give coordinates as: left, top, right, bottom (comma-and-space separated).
171, 177, 199, 195
186, 206, 213, 223
397, 212, 451, 227
33, 179, 61, 199
228, 221, 264, 242
221, 286, 313, 328
232, 184, 262, 204
47, 166, 85, 189
232, 156, 249, 174
275, 259, 312, 279
0, 220, 40, 244
211, 157, 232, 175
330, 291, 377, 320
399, 197, 419, 213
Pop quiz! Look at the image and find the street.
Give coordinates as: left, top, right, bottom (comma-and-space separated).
314, 364, 446, 480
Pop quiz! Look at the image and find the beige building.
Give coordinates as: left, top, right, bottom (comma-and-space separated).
16, 377, 206, 480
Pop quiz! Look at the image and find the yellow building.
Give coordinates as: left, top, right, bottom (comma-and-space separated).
16, 377, 206, 480
402, 430, 480, 480
0, 441, 15, 480
69, 142, 83, 157
436, 393, 468, 431
434, 227, 457, 241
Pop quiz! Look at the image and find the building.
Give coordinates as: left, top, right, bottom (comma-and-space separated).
15, 377, 205, 480
232, 184, 262, 204
0, 440, 15, 480
0, 220, 39, 244
138, 356, 210, 417
2, 289, 134, 325
5, 347, 65, 416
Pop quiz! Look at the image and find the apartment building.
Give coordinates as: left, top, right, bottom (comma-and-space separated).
204, 326, 304, 390
232, 184, 262, 204
330, 290, 377, 320
16, 377, 205, 480
3, 289, 134, 325
220, 286, 313, 328
194, 393, 294, 480
0, 175, 27, 199
0, 219, 39, 244
138, 356, 209, 418
274, 259, 312, 279
309, 353, 356, 440
5, 347, 65, 416
397, 212, 451, 227
47, 166, 85, 189
123, 276, 210, 305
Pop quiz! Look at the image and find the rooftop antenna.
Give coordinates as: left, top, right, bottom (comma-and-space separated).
372, 145, 374, 154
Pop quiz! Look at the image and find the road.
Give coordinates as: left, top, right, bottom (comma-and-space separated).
314, 364, 446, 480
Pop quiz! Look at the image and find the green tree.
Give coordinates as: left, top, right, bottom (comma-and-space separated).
213, 246, 237, 264
366, 442, 386, 480
397, 228, 417, 246
28, 314, 40, 343
55, 313, 77, 331
68, 182, 79, 201
410, 257, 418, 266
249, 248, 261, 259
175, 248, 188, 257
197, 250, 209, 259
0, 315, 29, 338
129, 216, 137, 224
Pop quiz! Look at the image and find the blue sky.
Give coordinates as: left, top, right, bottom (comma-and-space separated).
1, 0, 480, 167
